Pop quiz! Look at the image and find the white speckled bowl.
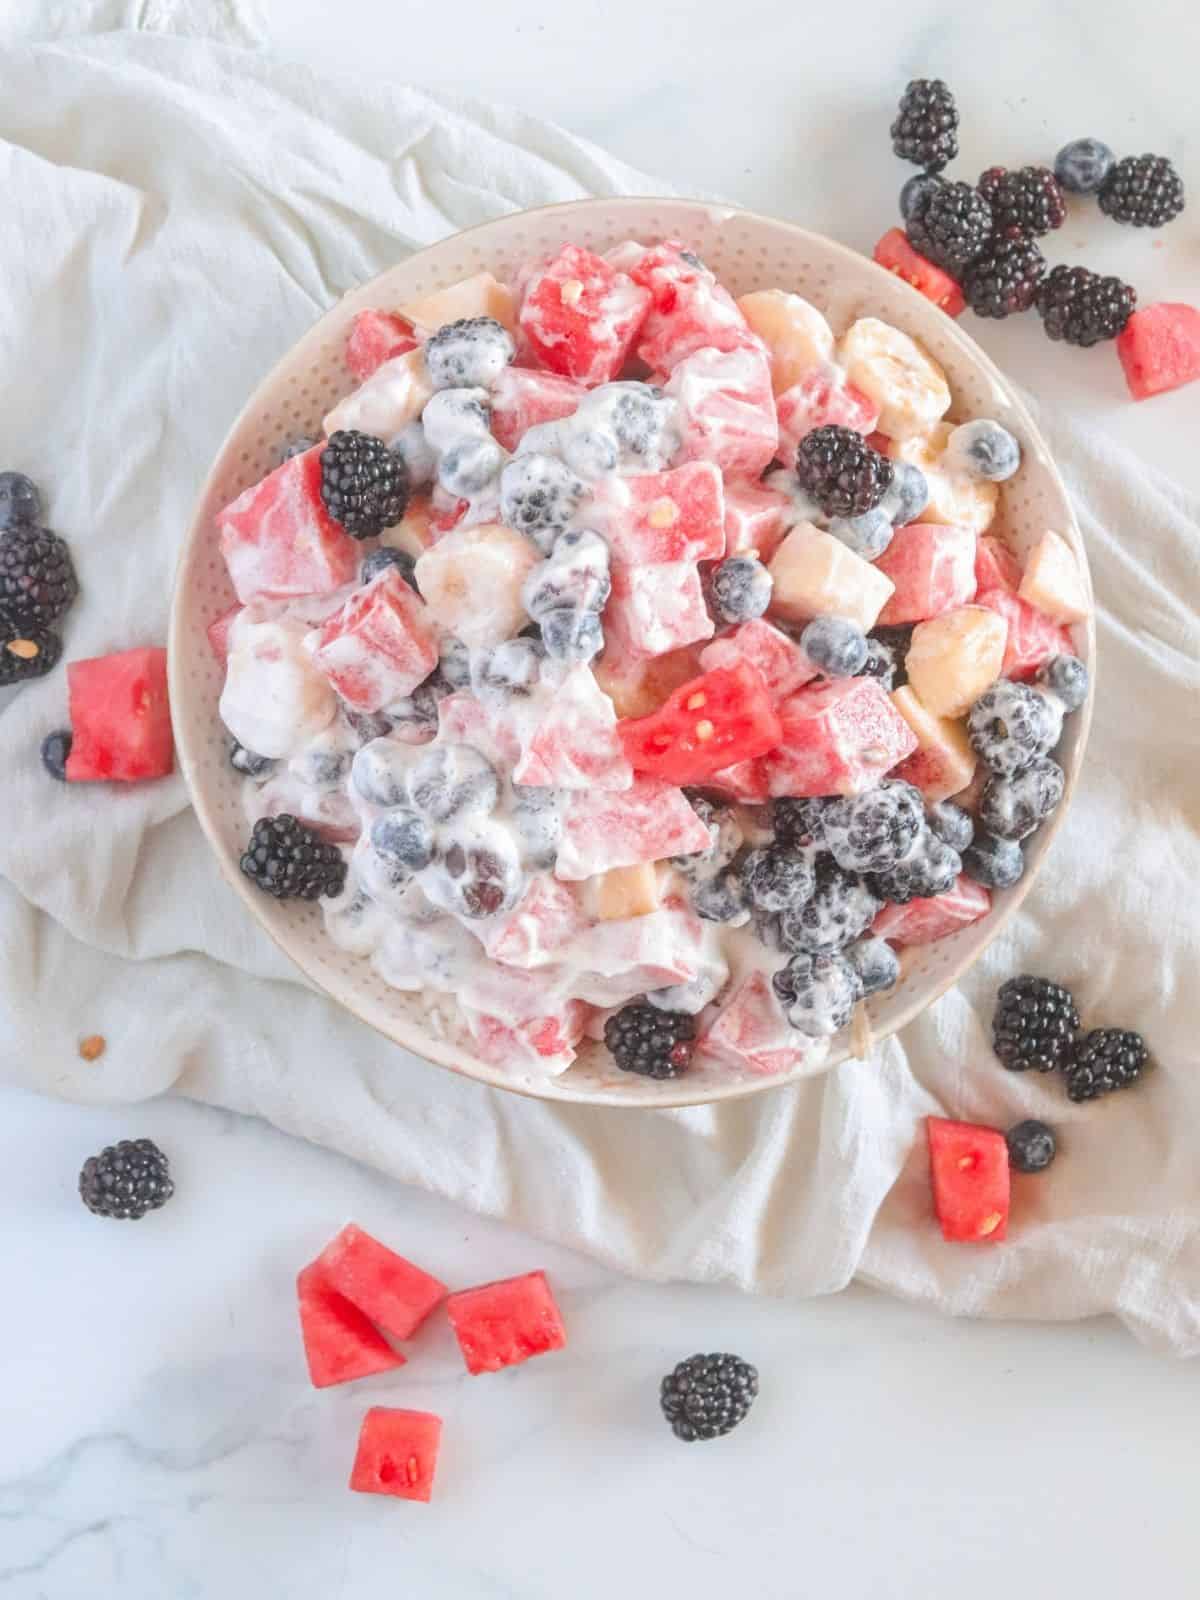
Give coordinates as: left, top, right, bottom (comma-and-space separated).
168, 197, 1094, 1108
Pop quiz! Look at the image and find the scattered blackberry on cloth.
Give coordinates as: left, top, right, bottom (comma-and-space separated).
977, 165, 1066, 236
823, 780, 925, 873
1098, 155, 1185, 228
79, 1138, 174, 1220
992, 975, 1080, 1073
968, 681, 1063, 777
0, 525, 78, 631
1007, 1120, 1057, 1173
41, 728, 72, 781
604, 1002, 696, 1079
906, 180, 993, 271
1065, 1029, 1150, 1102
240, 814, 347, 900
320, 429, 408, 539
660, 1353, 758, 1442
962, 229, 1046, 319
0, 471, 43, 530
890, 79, 958, 172
795, 426, 893, 519
980, 756, 1065, 841
1036, 265, 1136, 347
0, 625, 61, 686
423, 316, 515, 390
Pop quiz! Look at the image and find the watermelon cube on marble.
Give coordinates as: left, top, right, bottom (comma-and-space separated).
296, 1263, 405, 1389
872, 229, 966, 317
218, 445, 360, 605
665, 344, 779, 477
350, 1408, 443, 1503
760, 676, 918, 798
700, 618, 817, 700
774, 363, 881, 467
65, 646, 174, 782
312, 568, 439, 712
445, 1270, 567, 1375
974, 588, 1074, 681
927, 1118, 1010, 1244
1116, 302, 1200, 401
489, 366, 587, 452
313, 1223, 447, 1341
872, 876, 991, 945
345, 310, 418, 383
698, 971, 815, 1076
519, 243, 650, 386
604, 560, 715, 660
875, 522, 977, 626
554, 776, 711, 880
590, 460, 725, 566
722, 479, 791, 561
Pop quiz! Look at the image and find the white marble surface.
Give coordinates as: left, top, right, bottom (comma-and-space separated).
4, 4, 1199, 1596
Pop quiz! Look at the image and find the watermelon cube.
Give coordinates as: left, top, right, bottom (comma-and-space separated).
519, 244, 650, 386
699, 971, 813, 1076
666, 344, 779, 477
875, 522, 977, 626
345, 310, 418, 383
1116, 302, 1200, 401
1018, 530, 1090, 624
708, 755, 773, 803
313, 1224, 446, 1341
481, 874, 585, 967
775, 364, 881, 467
65, 646, 174, 782
872, 876, 991, 945
975, 588, 1074, 681
206, 604, 241, 666
926, 1117, 1010, 1244
350, 1408, 442, 1503
462, 1000, 589, 1076
568, 899, 717, 1008
446, 1269, 567, 1376
592, 641, 706, 719
323, 348, 434, 443
400, 271, 517, 337
736, 289, 836, 393
296, 1263, 405, 1389
555, 776, 711, 880
768, 524, 896, 632
489, 366, 587, 452
760, 677, 918, 798
890, 685, 977, 803
618, 661, 782, 785
975, 534, 1022, 594
509, 664, 633, 791
872, 229, 966, 317
436, 689, 522, 771
722, 479, 790, 561
590, 460, 725, 565
905, 605, 1008, 718
632, 244, 756, 372
312, 568, 439, 712
604, 561, 714, 660
700, 618, 817, 700
218, 446, 360, 605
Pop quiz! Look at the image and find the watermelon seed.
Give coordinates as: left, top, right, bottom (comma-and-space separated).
694, 720, 715, 742
978, 1212, 1003, 1236
957, 1153, 978, 1171
685, 692, 708, 711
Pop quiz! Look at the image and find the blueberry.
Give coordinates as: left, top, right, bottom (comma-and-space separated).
522, 526, 611, 618
421, 388, 491, 451
824, 781, 925, 873
772, 949, 859, 1037
278, 435, 316, 464
1038, 653, 1089, 713
433, 828, 523, 918
438, 435, 506, 498
826, 508, 895, 560
845, 936, 901, 998
961, 829, 1024, 889
424, 316, 515, 391
351, 738, 413, 807
690, 869, 749, 924
511, 784, 563, 869
0, 472, 42, 531
361, 546, 417, 587
900, 172, 945, 223
927, 800, 974, 853
40, 727, 72, 781
801, 616, 869, 678
471, 637, 543, 701
711, 556, 773, 624
370, 808, 436, 872
1054, 138, 1115, 196
230, 740, 276, 778
880, 461, 930, 527
1006, 1119, 1057, 1174
946, 420, 1021, 483
290, 745, 351, 787
980, 756, 1065, 841
408, 742, 500, 821
385, 680, 443, 741
500, 453, 588, 554
742, 845, 816, 913
343, 707, 395, 745
438, 635, 472, 690
391, 420, 437, 488
540, 606, 604, 663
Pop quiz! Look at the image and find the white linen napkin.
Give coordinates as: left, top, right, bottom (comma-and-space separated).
2, 18, 1198, 1353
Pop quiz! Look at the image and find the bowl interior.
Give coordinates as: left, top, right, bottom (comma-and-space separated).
169, 197, 1094, 1108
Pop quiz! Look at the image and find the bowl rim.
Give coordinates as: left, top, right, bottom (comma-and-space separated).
168, 194, 1095, 1110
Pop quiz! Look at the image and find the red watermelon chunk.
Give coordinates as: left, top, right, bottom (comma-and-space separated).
760, 677, 918, 798
875, 522, 977, 625
975, 587, 1075, 680
699, 971, 812, 1076
708, 755, 773, 802
927, 1117, 1010, 1243
1116, 302, 1200, 400
296, 1263, 405, 1389
445, 1270, 567, 1375
666, 343, 779, 477
206, 604, 241, 666
872, 876, 991, 945
701, 619, 817, 700
775, 363, 880, 467
480, 874, 585, 968
350, 1408, 442, 1503
490, 366, 587, 451
509, 664, 633, 791
604, 561, 715, 661
65, 646, 174, 782
591, 460, 725, 566
518, 243, 650, 386
312, 568, 438, 711
723, 479, 790, 561
631, 242, 756, 372
462, 1002, 590, 1076
873, 229, 966, 317
975, 534, 1022, 594
218, 445, 359, 604
555, 776, 711, 880
618, 662, 782, 785
314, 1224, 446, 1341
345, 310, 418, 383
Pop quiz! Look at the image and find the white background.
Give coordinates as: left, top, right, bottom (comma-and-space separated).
4, 2, 1200, 1596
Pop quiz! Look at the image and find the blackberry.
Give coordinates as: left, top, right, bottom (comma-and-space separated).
826, 508, 894, 561
1006, 1119, 1057, 1173
968, 681, 1063, 776
962, 829, 1024, 889
795, 426, 893, 519
604, 1001, 696, 1079
361, 546, 418, 588
660, 1352, 758, 1442
1098, 155, 1185, 228
689, 869, 749, 925
1066, 1028, 1150, 1102
320, 430, 408, 539
992, 975, 1080, 1073
977, 166, 1066, 237
41, 728, 72, 781
742, 845, 816, 914
79, 1138, 174, 1220
229, 741, 276, 778
857, 636, 898, 689
907, 180, 993, 271
370, 809, 436, 873
900, 172, 944, 223
1036, 264, 1136, 347
944, 420, 1020, 483
438, 836, 522, 919
1054, 138, 1115, 197
408, 742, 500, 821
239, 814, 347, 900
776, 856, 880, 954
880, 461, 930, 527
711, 556, 772, 624
824, 780, 925, 873
0, 471, 43, 530
962, 229, 1046, 320
772, 796, 839, 850
772, 948, 859, 1036
845, 936, 900, 998
471, 637, 544, 702
869, 624, 914, 689
801, 615, 869, 678
927, 800, 974, 853
980, 757, 1065, 841
869, 831, 960, 904
1038, 653, 1089, 712
890, 79, 959, 172
0, 525, 78, 631
423, 316, 515, 390
0, 626, 61, 686
522, 527, 611, 619
499, 453, 587, 554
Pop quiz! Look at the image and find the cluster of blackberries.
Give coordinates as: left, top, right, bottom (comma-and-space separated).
992, 975, 1150, 1104
0, 471, 78, 687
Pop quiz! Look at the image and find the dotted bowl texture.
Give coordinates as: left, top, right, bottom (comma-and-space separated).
168, 198, 1094, 1109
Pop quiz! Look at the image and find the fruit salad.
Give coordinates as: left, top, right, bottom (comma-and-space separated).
212, 241, 1090, 1085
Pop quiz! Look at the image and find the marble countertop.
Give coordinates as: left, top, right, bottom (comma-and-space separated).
4, 4, 1198, 1596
